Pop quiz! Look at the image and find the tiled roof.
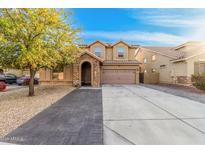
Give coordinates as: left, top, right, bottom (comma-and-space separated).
142, 46, 185, 59
78, 41, 139, 48
103, 60, 141, 65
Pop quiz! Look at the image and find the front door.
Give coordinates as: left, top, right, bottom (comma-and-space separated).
81, 62, 91, 86
139, 73, 144, 83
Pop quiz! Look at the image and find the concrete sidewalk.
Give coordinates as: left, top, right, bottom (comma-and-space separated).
102, 84, 205, 144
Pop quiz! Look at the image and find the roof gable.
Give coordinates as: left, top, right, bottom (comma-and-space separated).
141, 46, 185, 59
87, 40, 108, 47
111, 40, 131, 47
171, 50, 205, 62
79, 50, 103, 62
174, 41, 205, 50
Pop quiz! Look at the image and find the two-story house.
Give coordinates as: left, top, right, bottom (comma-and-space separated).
39, 40, 205, 87
39, 40, 141, 87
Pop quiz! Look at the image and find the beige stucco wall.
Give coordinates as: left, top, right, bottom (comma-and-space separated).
144, 72, 159, 84
175, 42, 205, 77
171, 62, 187, 76
39, 41, 205, 86
186, 52, 205, 76
106, 48, 113, 60
172, 48, 205, 78
3, 68, 39, 78
83, 41, 139, 61
113, 42, 129, 60
129, 48, 139, 60
90, 42, 106, 60
4, 69, 23, 77
176, 43, 205, 58
137, 48, 173, 83
39, 65, 73, 85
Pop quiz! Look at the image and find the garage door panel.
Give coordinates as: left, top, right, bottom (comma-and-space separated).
102, 69, 136, 84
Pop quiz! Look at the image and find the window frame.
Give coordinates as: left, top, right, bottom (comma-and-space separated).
151, 68, 156, 73
200, 63, 205, 74
160, 64, 166, 69
144, 58, 147, 64
93, 46, 102, 57
116, 47, 125, 58
52, 65, 64, 80
152, 55, 156, 61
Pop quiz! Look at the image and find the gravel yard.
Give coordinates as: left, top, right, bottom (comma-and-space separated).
142, 84, 205, 104
0, 85, 74, 138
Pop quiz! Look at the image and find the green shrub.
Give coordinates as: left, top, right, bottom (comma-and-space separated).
192, 74, 205, 90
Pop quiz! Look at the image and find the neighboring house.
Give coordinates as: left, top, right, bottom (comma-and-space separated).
3, 68, 23, 77
2, 68, 39, 78
138, 46, 186, 84
171, 41, 205, 84
39, 40, 205, 87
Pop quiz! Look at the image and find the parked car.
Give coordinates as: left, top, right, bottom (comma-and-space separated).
4, 73, 17, 84
0, 74, 6, 83
0, 73, 6, 91
16, 76, 39, 86
0, 81, 6, 91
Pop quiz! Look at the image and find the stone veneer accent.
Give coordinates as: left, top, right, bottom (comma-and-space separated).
72, 53, 101, 87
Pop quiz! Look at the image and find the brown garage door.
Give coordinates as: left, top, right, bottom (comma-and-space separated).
102, 69, 136, 84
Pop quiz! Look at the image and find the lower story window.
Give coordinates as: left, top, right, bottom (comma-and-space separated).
52, 65, 64, 80
160, 64, 166, 68
200, 63, 205, 74
151, 68, 156, 73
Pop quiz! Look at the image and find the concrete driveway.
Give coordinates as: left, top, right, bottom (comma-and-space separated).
102, 85, 205, 144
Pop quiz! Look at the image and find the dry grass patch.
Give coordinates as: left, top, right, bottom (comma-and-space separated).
0, 85, 74, 137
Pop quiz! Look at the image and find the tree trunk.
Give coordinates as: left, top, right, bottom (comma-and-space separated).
29, 68, 36, 96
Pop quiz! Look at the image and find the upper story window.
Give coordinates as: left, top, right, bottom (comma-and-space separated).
93, 47, 102, 57
152, 55, 156, 61
144, 58, 147, 64
116, 47, 125, 58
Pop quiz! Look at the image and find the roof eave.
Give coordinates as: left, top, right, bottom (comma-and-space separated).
87, 40, 108, 47
141, 47, 176, 59
111, 40, 131, 47
79, 51, 104, 62
103, 63, 140, 66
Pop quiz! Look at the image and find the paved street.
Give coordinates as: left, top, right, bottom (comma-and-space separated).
103, 85, 205, 144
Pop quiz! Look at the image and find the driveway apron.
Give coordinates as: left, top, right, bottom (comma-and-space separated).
4, 88, 103, 145
103, 84, 205, 145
